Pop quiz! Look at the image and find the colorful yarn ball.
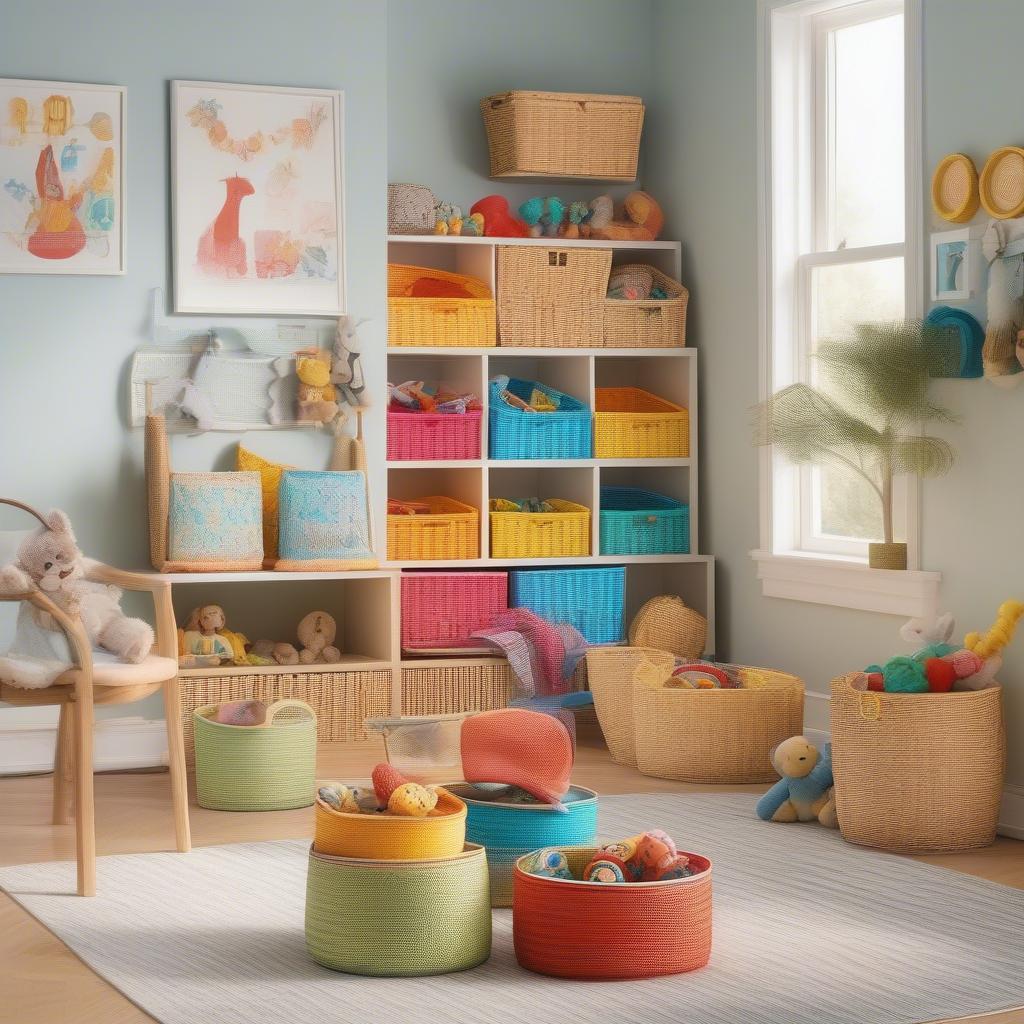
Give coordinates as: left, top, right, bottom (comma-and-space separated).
388, 782, 438, 817
924, 657, 957, 693
583, 855, 628, 883
882, 656, 929, 693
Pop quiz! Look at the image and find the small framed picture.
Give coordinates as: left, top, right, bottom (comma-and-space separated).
931, 227, 979, 303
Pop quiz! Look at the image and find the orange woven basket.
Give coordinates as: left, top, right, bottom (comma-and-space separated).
512, 846, 712, 979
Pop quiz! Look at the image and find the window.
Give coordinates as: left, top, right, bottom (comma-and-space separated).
755, 0, 937, 615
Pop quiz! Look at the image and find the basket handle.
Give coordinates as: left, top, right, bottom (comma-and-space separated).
0, 498, 49, 529
265, 699, 315, 726
858, 692, 882, 721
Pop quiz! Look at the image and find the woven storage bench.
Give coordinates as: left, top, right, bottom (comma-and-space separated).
594, 387, 689, 458
481, 91, 644, 180
604, 265, 689, 348
496, 246, 612, 348
306, 843, 491, 976
490, 499, 590, 558
513, 845, 712, 979
634, 665, 804, 784
489, 377, 592, 459
388, 496, 480, 561
450, 784, 598, 907
401, 571, 508, 652
193, 700, 316, 811
830, 673, 1005, 853
510, 566, 625, 645
388, 264, 496, 348
314, 786, 467, 859
600, 486, 690, 555
387, 408, 482, 461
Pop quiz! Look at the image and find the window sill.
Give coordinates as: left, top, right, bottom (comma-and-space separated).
750, 550, 941, 617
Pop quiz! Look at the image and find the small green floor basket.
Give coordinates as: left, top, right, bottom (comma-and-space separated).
193, 700, 317, 811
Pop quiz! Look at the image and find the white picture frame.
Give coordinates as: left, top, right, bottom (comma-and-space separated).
930, 226, 979, 303
0, 79, 126, 275
171, 80, 345, 316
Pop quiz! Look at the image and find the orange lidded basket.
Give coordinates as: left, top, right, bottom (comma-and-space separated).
512, 845, 712, 979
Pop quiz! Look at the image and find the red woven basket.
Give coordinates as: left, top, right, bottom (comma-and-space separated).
512, 846, 712, 979
386, 408, 482, 461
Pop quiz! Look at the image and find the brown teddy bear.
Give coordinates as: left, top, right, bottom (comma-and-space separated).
297, 610, 341, 664
584, 191, 665, 242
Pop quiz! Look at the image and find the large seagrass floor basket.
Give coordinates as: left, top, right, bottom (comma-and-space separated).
305, 843, 492, 976
830, 672, 1005, 853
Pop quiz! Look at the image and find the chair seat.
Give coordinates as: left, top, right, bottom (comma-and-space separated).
0, 650, 178, 691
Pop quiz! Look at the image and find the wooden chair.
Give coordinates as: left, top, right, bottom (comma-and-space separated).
0, 500, 190, 895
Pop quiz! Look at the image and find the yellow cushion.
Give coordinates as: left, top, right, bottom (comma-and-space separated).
237, 445, 293, 562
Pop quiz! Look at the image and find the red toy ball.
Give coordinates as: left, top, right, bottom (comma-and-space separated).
924, 657, 957, 693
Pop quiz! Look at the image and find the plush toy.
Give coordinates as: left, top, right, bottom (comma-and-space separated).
295, 349, 340, 423
330, 315, 367, 428
372, 762, 406, 805
756, 736, 838, 828
0, 510, 153, 663
560, 200, 590, 239
582, 830, 693, 883
213, 699, 267, 726
296, 611, 341, 664
272, 642, 299, 665
388, 781, 438, 816
586, 190, 665, 242
981, 218, 1024, 382
469, 194, 529, 237
317, 782, 362, 814
433, 200, 462, 235
523, 847, 572, 879
179, 604, 234, 667
518, 196, 566, 238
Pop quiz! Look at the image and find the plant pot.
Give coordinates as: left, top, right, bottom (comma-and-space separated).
868, 542, 907, 570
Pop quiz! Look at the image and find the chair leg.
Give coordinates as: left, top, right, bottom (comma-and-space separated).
73, 680, 96, 896
162, 676, 191, 853
52, 702, 73, 826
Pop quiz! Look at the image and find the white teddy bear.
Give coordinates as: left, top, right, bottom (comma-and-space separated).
0, 510, 153, 663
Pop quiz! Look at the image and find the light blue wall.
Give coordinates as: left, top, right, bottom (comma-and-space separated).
648, 0, 1024, 784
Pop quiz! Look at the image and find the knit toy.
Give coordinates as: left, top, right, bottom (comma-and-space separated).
584, 191, 665, 242
581, 830, 693, 883
372, 762, 407, 805
212, 699, 267, 726
469, 194, 529, 237
296, 611, 341, 665
388, 781, 439, 816
317, 782, 363, 814
518, 196, 566, 238
523, 847, 573, 879
295, 349, 339, 423
561, 200, 590, 239
756, 736, 838, 828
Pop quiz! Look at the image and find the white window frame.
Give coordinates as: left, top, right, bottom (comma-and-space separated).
753, 0, 941, 617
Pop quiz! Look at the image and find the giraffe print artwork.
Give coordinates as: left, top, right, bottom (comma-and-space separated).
172, 81, 346, 315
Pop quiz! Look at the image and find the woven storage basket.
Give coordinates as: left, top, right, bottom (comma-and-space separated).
450, 784, 598, 907
628, 595, 707, 660
306, 843, 491, 976
387, 183, 437, 234
488, 378, 592, 459
633, 665, 804, 783
387, 496, 480, 561
496, 246, 611, 347
314, 787, 467, 859
586, 647, 674, 767
388, 264, 496, 348
401, 572, 508, 652
594, 387, 689, 458
512, 846, 712, 979
830, 672, 1005, 853
193, 700, 316, 811
387, 408, 482, 461
600, 486, 689, 555
604, 265, 689, 348
490, 499, 590, 558
480, 91, 644, 180
510, 566, 625, 645
179, 669, 391, 765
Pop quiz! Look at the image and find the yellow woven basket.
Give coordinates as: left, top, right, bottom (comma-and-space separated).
387, 496, 480, 561
633, 664, 804, 783
594, 387, 689, 458
314, 787, 468, 859
830, 673, 1005, 853
490, 499, 590, 559
388, 264, 496, 348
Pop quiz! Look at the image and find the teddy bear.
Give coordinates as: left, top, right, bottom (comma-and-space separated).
0, 509, 154, 664
296, 610, 341, 664
179, 604, 234, 667
295, 349, 340, 423
584, 190, 665, 242
756, 735, 838, 828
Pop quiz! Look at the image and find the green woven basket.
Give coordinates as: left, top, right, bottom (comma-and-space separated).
193, 700, 316, 811
305, 843, 492, 976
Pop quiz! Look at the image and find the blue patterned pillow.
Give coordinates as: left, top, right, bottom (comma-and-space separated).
168, 472, 263, 564
278, 470, 374, 563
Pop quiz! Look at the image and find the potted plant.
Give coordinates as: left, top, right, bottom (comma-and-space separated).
754, 321, 958, 569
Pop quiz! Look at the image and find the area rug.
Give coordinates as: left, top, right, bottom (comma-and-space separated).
2, 793, 1022, 1024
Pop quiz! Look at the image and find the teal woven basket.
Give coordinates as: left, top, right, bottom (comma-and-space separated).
509, 566, 625, 645
600, 486, 690, 555
450, 784, 598, 907
193, 700, 316, 812
305, 843, 492, 975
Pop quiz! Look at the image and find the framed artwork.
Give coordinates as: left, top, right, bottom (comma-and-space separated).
0, 79, 125, 275
930, 226, 980, 303
171, 80, 345, 316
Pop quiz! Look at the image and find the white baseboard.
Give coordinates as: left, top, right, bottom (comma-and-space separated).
803, 691, 1024, 841
0, 711, 167, 776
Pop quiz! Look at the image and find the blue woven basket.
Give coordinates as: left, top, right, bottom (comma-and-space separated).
451, 784, 598, 907
600, 486, 690, 555
488, 378, 592, 460
510, 566, 625, 645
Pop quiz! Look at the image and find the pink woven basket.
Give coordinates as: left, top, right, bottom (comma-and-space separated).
401, 572, 508, 652
387, 409, 482, 462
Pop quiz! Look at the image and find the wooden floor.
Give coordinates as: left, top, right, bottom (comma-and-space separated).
1, 736, 1022, 1024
